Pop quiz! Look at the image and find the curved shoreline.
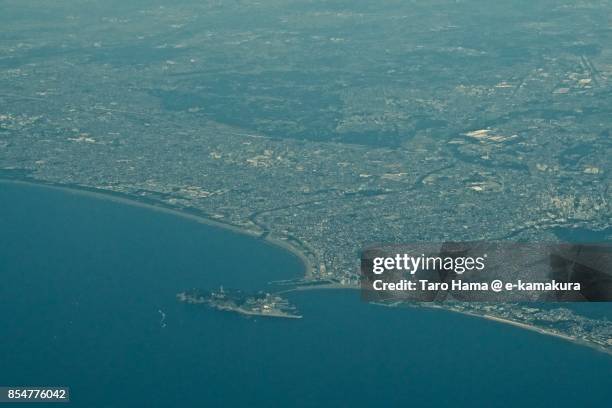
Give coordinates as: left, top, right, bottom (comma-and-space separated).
2, 177, 610, 358
388, 303, 612, 357
0, 178, 313, 278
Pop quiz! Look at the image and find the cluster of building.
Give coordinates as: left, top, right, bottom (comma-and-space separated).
1, 0, 610, 351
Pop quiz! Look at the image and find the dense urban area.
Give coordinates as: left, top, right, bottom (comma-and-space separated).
1, 0, 611, 353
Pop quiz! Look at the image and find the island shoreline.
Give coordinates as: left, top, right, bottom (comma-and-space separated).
2, 177, 610, 358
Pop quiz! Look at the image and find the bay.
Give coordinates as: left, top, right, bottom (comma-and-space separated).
0, 181, 610, 407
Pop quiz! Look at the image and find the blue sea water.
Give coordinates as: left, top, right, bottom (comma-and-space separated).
0, 181, 610, 407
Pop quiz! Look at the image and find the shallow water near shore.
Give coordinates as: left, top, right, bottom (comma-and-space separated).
0, 181, 610, 407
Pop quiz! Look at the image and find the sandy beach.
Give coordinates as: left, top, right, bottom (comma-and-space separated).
0, 178, 314, 277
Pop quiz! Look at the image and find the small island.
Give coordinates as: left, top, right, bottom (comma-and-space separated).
177, 287, 302, 319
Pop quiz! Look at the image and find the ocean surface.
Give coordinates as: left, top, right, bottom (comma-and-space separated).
0, 181, 610, 407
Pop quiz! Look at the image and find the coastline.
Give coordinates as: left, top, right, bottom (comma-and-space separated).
0, 177, 313, 278
294, 285, 612, 357
426, 304, 612, 357
2, 177, 610, 357
479, 313, 612, 357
